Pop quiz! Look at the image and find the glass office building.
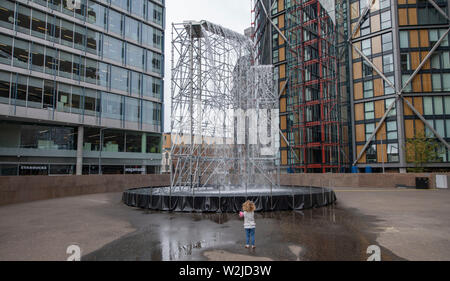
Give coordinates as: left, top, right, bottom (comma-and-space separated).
0, 0, 165, 176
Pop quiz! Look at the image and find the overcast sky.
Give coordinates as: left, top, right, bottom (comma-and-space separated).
163, 0, 252, 132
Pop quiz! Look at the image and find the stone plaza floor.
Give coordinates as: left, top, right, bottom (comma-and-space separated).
0, 187, 449, 261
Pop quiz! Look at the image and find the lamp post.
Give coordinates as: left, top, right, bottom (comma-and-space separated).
381, 132, 385, 174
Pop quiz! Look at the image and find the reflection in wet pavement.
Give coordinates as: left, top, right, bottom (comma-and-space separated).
83, 205, 405, 261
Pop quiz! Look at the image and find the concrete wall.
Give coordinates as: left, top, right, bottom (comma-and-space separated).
280, 173, 445, 189
0, 174, 170, 206
1, 173, 447, 206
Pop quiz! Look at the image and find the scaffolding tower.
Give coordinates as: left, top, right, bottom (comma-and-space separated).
286, 0, 343, 173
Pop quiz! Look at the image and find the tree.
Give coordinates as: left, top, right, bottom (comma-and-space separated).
405, 130, 441, 172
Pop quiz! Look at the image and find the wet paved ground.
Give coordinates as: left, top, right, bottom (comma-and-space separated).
0, 187, 449, 261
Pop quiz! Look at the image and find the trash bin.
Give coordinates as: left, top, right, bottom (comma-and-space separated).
365, 166, 372, 173
351, 166, 359, 173
416, 177, 429, 189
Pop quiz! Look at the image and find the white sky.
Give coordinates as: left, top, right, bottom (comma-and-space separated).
163, 0, 252, 132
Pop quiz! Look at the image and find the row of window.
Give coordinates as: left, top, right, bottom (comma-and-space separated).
363, 98, 397, 121
0, 121, 161, 153
350, 0, 390, 20
0, 35, 162, 98
423, 96, 450, 116
399, 29, 450, 49
0, 72, 161, 126
353, 53, 395, 81
0, 1, 163, 53
398, 5, 448, 26
364, 142, 400, 163
357, 32, 393, 58
425, 119, 450, 139
401, 73, 450, 92
30, 0, 163, 26
364, 120, 398, 142
83, 127, 161, 153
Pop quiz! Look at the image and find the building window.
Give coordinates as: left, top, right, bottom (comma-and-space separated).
108, 9, 122, 35
361, 39, 371, 56
387, 143, 399, 162
125, 17, 140, 42
366, 144, 377, 163
103, 35, 123, 62
365, 123, 375, 141
60, 20, 74, 47
31, 10, 46, 39
43, 80, 55, 109
27, 77, 43, 108
83, 128, 101, 151
380, 10, 391, 30
362, 61, 372, 77
383, 54, 394, 73
0, 0, 15, 29
0, 34, 12, 65
380, 0, 390, 10
102, 92, 123, 120
125, 132, 143, 153
0, 71, 10, 104
385, 98, 396, 117
46, 16, 60, 42
102, 130, 125, 152
399, 31, 409, 48
402, 74, 412, 92
125, 97, 140, 122
386, 121, 398, 140
111, 66, 128, 92
71, 86, 83, 114
400, 53, 410, 71
59, 51, 72, 79
382, 32, 392, 52
365, 102, 374, 120
57, 83, 71, 112
31, 43, 45, 72
384, 75, 395, 95
126, 44, 144, 69
360, 18, 370, 37
84, 89, 98, 116
273, 49, 279, 64
110, 0, 128, 12
87, 0, 106, 28
363, 80, 373, 98
13, 39, 30, 69
131, 0, 144, 18
16, 5, 31, 34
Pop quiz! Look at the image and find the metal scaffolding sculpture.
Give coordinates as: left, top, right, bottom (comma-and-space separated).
170, 20, 280, 194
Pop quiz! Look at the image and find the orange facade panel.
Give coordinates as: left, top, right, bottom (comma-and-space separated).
405, 119, 415, 139
408, 8, 418, 25
353, 62, 362, 80
280, 97, 287, 113
398, 9, 408, 26
355, 103, 364, 121
354, 82, 363, 100
281, 150, 288, 165
356, 145, 366, 164
355, 124, 365, 142
404, 97, 414, 115
374, 78, 384, 97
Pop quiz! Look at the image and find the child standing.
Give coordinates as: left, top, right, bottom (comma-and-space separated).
241, 200, 256, 249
